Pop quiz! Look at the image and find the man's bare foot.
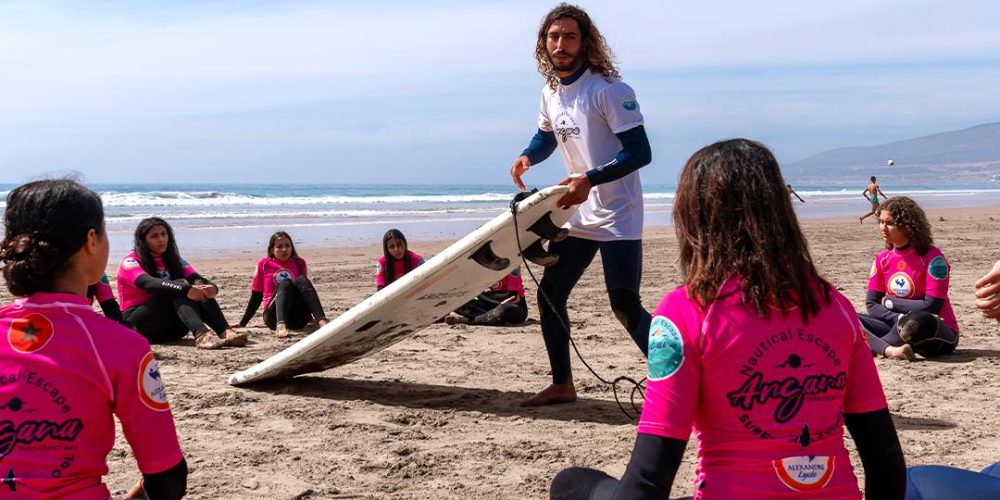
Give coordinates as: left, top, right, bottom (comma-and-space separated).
885, 344, 917, 361
521, 382, 577, 406
222, 329, 249, 347
275, 323, 291, 338
195, 332, 225, 350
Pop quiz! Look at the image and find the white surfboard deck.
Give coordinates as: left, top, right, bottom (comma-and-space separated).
228, 185, 576, 385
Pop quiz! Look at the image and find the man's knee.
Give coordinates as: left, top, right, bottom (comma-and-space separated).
609, 287, 642, 332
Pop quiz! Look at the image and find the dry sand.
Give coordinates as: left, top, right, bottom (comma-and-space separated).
5, 206, 999, 499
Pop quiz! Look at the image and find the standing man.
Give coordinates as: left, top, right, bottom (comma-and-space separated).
511, 3, 652, 406
859, 175, 888, 223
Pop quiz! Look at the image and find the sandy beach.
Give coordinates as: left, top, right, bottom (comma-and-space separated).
4, 205, 998, 499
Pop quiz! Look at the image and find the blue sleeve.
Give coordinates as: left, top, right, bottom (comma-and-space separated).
585, 125, 652, 187
520, 128, 557, 166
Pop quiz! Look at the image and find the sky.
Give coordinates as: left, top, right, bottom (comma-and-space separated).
1, 0, 999, 185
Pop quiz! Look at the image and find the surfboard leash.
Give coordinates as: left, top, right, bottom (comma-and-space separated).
509, 191, 647, 421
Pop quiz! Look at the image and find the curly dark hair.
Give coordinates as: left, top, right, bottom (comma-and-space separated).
1, 179, 104, 296
535, 3, 620, 91
880, 196, 933, 255
673, 139, 829, 322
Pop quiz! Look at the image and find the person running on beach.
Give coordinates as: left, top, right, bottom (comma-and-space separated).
237, 231, 329, 338
0, 179, 187, 499
376, 229, 424, 291
549, 139, 906, 500
786, 183, 805, 203
974, 260, 1000, 322
445, 267, 529, 326
509, 3, 653, 406
859, 175, 887, 223
856, 197, 959, 361
117, 217, 248, 349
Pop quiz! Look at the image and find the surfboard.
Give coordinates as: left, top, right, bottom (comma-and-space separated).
228, 185, 576, 385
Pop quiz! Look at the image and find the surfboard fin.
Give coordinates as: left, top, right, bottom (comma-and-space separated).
521, 239, 560, 267
469, 241, 510, 271
528, 212, 569, 242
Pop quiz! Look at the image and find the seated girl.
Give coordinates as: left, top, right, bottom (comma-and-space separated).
857, 196, 959, 361
376, 228, 424, 290
238, 231, 329, 338
446, 267, 529, 326
117, 217, 247, 349
0, 179, 187, 499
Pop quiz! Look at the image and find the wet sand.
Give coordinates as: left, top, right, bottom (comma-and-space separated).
4, 205, 999, 499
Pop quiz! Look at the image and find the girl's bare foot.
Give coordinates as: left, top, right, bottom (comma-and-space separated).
222, 329, 249, 347
885, 344, 917, 361
317, 318, 329, 327
195, 332, 225, 350
275, 323, 291, 338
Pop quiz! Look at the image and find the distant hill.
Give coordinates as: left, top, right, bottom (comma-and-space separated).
783, 122, 1000, 185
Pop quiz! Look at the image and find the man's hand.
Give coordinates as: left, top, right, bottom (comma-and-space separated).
557, 173, 592, 207
510, 155, 531, 191
974, 259, 1000, 322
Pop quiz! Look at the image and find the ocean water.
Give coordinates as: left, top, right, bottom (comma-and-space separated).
1, 182, 998, 260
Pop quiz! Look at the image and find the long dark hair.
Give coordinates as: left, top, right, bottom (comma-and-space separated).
880, 196, 933, 255
382, 228, 411, 285
672, 139, 828, 322
133, 217, 184, 279
535, 3, 620, 91
1, 179, 105, 296
267, 231, 304, 274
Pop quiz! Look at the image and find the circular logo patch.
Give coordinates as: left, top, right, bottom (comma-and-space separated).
273, 269, 293, 284
138, 352, 170, 411
8, 313, 55, 354
122, 257, 140, 269
622, 94, 638, 111
928, 255, 949, 280
647, 315, 684, 381
773, 455, 835, 492
896, 261, 907, 271
888, 272, 914, 298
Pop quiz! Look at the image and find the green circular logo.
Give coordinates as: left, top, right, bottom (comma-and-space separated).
648, 315, 684, 380
928, 255, 949, 280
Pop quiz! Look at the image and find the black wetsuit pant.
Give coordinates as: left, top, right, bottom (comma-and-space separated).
454, 291, 529, 325
858, 311, 958, 357
549, 468, 692, 500
538, 237, 651, 384
263, 276, 327, 330
123, 295, 229, 344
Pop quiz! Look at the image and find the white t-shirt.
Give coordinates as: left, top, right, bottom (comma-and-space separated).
538, 69, 645, 241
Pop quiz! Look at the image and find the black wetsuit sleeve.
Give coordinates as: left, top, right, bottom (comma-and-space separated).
240, 291, 264, 327
584, 126, 652, 187
143, 457, 188, 500
611, 433, 686, 499
865, 290, 901, 323
476, 290, 517, 306
844, 409, 906, 500
98, 298, 124, 323
134, 274, 191, 298
884, 295, 944, 315
520, 128, 558, 166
